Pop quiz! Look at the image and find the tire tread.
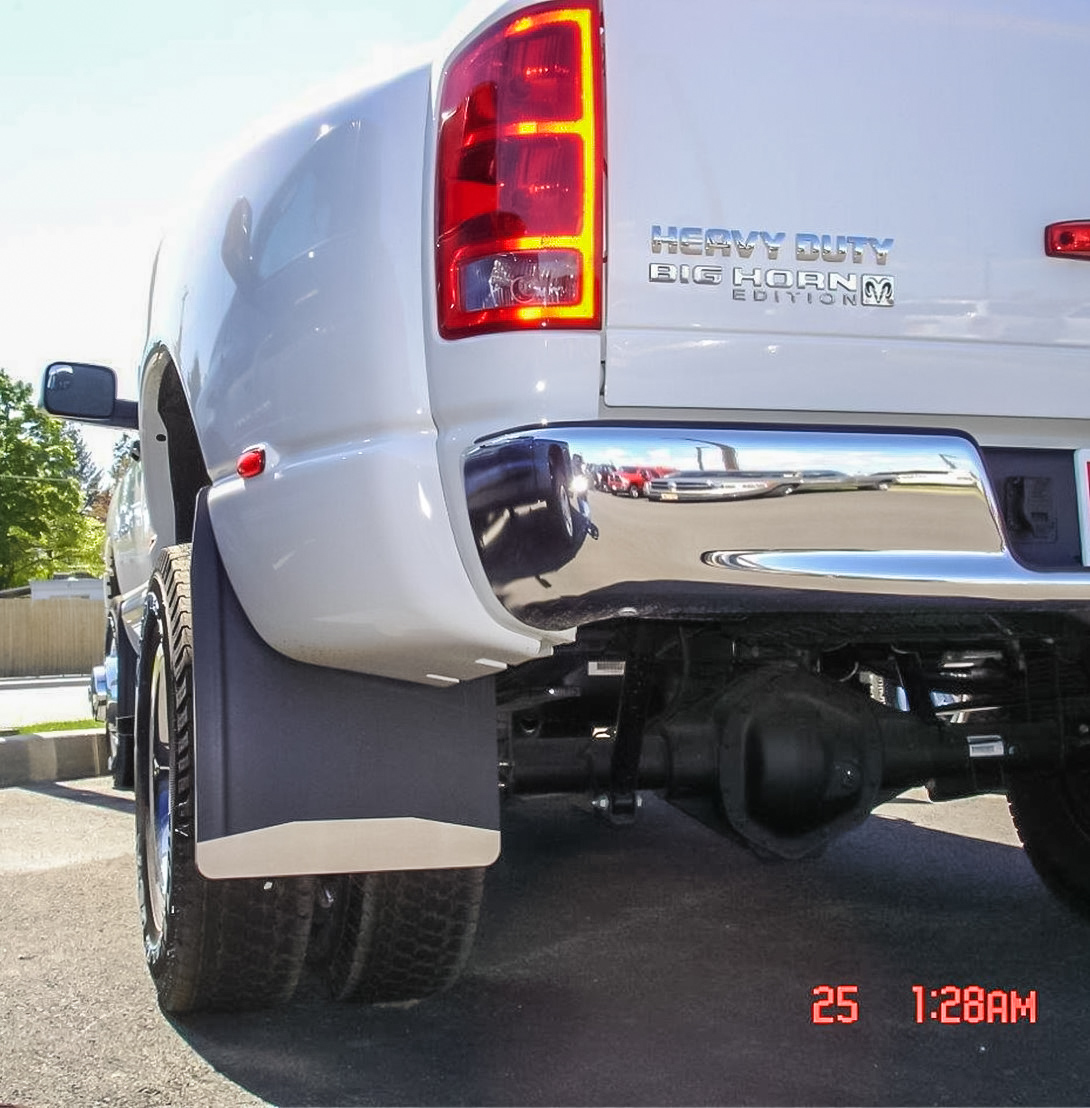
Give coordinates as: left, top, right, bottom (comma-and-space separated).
136, 544, 315, 1013
1008, 768, 1090, 918
328, 868, 485, 1005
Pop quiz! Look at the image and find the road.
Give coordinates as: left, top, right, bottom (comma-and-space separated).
2, 775, 1088, 1108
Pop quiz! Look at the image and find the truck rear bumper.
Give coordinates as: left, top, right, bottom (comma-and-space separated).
463, 424, 1090, 630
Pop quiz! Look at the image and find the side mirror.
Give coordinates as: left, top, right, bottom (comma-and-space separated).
41, 362, 138, 429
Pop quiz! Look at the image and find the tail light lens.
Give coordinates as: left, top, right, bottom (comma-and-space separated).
436, 2, 604, 339
1045, 221, 1090, 261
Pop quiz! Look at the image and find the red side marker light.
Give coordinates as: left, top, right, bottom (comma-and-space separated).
236, 446, 266, 479
1045, 222, 1090, 260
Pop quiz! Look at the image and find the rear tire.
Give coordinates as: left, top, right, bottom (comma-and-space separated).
321, 868, 485, 1005
1008, 765, 1090, 919
546, 466, 575, 540
134, 545, 315, 1013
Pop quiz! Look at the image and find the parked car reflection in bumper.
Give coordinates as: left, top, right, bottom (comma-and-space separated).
464, 437, 597, 586
458, 424, 1090, 631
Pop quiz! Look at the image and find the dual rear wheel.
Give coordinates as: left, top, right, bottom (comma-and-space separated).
1007, 764, 1090, 918
133, 545, 485, 1013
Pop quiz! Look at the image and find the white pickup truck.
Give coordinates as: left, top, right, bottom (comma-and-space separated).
44, 0, 1090, 1013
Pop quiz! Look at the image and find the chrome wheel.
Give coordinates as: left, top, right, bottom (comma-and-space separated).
144, 642, 171, 939
103, 618, 120, 766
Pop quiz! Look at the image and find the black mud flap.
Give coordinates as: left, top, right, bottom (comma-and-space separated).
189, 492, 500, 880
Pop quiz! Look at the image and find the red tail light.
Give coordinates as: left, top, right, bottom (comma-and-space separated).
436, 2, 604, 339
1045, 221, 1090, 261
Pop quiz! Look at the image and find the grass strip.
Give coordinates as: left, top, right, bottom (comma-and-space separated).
14, 719, 100, 734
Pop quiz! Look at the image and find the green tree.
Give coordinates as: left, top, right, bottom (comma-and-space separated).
62, 423, 103, 509
109, 431, 139, 484
0, 368, 105, 589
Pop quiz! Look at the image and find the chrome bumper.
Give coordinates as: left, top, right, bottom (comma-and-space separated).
462, 425, 1090, 630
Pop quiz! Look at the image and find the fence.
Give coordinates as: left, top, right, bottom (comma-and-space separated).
0, 599, 105, 678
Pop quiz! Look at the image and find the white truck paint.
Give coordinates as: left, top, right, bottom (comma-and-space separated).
104, 0, 1090, 685
42, 0, 1090, 1013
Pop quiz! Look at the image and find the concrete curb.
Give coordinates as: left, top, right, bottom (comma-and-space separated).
0, 729, 109, 788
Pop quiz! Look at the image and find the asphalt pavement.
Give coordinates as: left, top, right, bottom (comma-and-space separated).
2, 775, 1088, 1108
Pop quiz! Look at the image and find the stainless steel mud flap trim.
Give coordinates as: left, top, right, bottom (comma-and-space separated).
462, 425, 1090, 630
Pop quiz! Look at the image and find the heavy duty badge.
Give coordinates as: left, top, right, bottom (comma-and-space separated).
648, 226, 896, 307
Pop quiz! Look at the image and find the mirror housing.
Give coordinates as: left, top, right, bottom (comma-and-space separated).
41, 362, 138, 429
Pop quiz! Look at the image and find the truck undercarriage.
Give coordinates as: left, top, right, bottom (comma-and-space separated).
497, 613, 1090, 873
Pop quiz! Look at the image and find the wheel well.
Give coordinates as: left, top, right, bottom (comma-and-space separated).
155, 362, 210, 543
105, 554, 120, 600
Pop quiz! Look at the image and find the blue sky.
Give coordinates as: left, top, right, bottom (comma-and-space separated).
1, 0, 468, 466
